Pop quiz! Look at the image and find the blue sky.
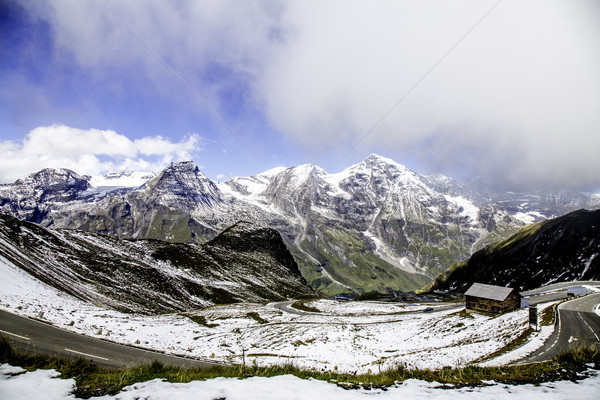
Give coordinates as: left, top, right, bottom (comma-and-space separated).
1, 0, 600, 192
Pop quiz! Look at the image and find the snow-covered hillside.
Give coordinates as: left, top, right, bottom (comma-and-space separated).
1, 154, 599, 295
0, 214, 314, 312
0, 251, 540, 373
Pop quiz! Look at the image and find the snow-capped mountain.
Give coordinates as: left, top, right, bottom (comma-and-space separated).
88, 170, 155, 191
0, 168, 90, 223
1, 154, 599, 295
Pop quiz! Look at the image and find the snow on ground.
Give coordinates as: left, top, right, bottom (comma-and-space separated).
306, 299, 434, 316
443, 195, 479, 226
512, 211, 546, 225
4, 257, 600, 397
0, 255, 532, 374
88, 171, 155, 188
479, 301, 558, 367
2, 364, 600, 400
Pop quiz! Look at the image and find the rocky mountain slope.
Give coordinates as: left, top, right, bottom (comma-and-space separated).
1, 155, 599, 295
0, 213, 315, 313
427, 209, 600, 293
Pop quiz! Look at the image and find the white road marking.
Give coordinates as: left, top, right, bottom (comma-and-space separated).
64, 348, 109, 361
0, 329, 30, 340
579, 313, 600, 341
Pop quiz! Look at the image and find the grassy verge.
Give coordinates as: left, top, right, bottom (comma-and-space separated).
540, 302, 559, 326
290, 299, 321, 313
1, 336, 598, 398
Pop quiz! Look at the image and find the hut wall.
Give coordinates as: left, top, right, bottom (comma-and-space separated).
465, 292, 520, 314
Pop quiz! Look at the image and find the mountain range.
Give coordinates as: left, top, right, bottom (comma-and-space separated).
1, 154, 599, 295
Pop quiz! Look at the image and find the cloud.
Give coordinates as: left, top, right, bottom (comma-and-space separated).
17, 0, 600, 191
255, 0, 600, 190
20, 0, 280, 111
0, 125, 205, 183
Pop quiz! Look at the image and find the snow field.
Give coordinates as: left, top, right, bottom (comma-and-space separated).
1, 257, 533, 374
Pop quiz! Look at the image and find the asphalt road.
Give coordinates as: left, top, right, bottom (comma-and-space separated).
517, 293, 600, 364
521, 281, 600, 296
522, 281, 600, 306
272, 301, 311, 316
0, 310, 221, 369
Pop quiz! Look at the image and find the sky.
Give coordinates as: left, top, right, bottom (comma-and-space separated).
1, 0, 599, 192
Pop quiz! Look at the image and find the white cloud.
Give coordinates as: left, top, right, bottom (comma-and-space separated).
255, 0, 600, 190
22, 0, 279, 110
19, 0, 600, 190
0, 125, 205, 183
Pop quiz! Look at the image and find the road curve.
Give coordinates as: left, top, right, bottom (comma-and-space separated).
0, 310, 221, 369
271, 301, 309, 316
516, 293, 600, 364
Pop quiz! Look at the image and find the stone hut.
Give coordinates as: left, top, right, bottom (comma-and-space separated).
464, 283, 521, 314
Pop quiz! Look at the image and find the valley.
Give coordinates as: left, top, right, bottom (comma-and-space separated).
2, 155, 599, 296
1, 154, 599, 397
2, 251, 599, 374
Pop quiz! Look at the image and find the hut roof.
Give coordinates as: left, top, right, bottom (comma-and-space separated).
464, 283, 517, 302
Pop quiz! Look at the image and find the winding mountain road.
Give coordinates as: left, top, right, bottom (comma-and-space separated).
2, 291, 598, 370
517, 293, 600, 364
0, 310, 220, 369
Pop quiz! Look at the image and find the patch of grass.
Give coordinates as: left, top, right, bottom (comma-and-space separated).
186, 315, 219, 328
453, 308, 474, 318
355, 291, 392, 301
489, 221, 544, 252
290, 299, 321, 313
246, 312, 268, 324
555, 345, 600, 366
2, 336, 599, 398
540, 304, 557, 326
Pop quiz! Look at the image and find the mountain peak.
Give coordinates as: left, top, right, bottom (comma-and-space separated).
13, 168, 90, 200
146, 161, 204, 186
362, 154, 409, 170
141, 161, 222, 206
165, 160, 200, 173
18, 168, 90, 188
257, 166, 287, 178
291, 163, 326, 175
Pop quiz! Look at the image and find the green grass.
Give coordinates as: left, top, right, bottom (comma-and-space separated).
292, 225, 439, 296
489, 221, 544, 252
1, 336, 599, 398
